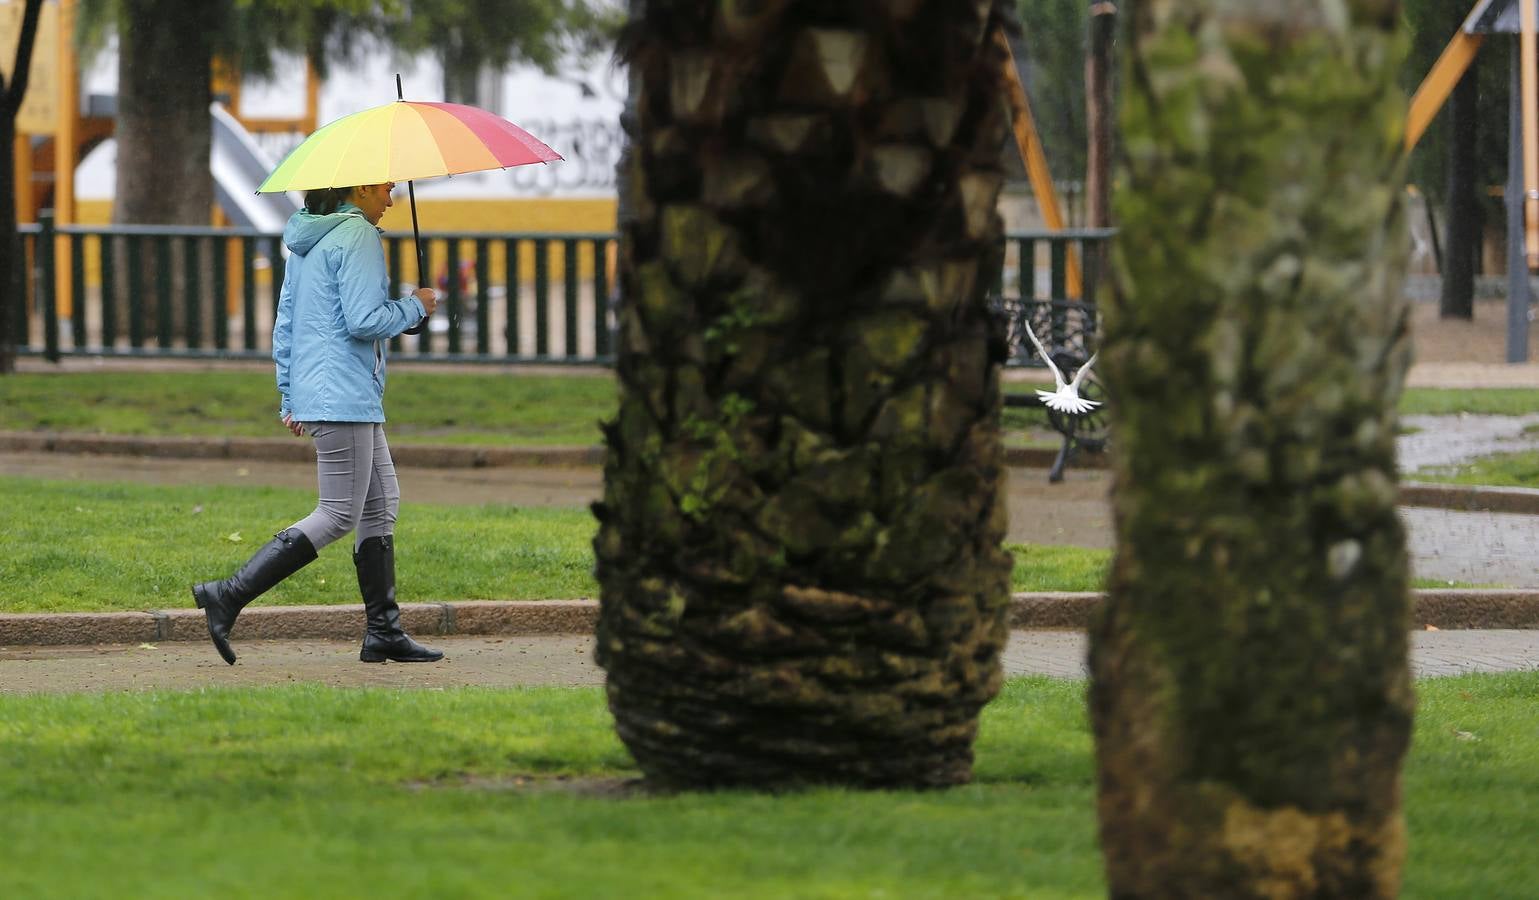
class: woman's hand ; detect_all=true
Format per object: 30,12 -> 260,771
413,287 -> 438,316
282,414 -> 305,437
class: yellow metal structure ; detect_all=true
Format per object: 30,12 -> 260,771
54,0 -> 75,313
996,31 -> 1083,298
1405,30 -> 1484,151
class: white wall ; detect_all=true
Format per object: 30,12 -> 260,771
76,34 -> 625,202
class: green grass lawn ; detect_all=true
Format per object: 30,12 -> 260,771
1414,449 -> 1539,490
0,478 -> 1113,613
0,674 -> 1534,898
1400,387 -> 1539,417
0,370 -> 617,446
12,373 -> 1535,447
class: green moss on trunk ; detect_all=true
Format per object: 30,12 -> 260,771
1090,2 -> 1415,896
595,0 -> 1015,789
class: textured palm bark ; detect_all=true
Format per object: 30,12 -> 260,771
594,0 -> 1015,789
1090,2 -> 1414,896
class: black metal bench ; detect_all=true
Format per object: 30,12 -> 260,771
996,296 -> 1108,482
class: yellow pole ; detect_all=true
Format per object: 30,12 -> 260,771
1405,30 -> 1484,152
54,0 -> 77,317
996,31 -> 1083,298
303,57 -> 318,134
1523,0 -> 1539,268
13,133 -> 31,221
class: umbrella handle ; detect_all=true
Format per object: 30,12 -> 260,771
401,181 -> 429,336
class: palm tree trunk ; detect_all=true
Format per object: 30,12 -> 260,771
595,0 -> 1015,789
1090,2 -> 1414,896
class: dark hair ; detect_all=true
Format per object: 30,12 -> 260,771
303,187 -> 351,215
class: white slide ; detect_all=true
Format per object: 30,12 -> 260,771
75,102 -> 299,232
209,102 -> 299,231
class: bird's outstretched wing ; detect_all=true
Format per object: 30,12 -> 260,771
1067,352 -> 1099,391
1021,321 -> 1066,390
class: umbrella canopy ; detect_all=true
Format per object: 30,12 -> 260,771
256,100 -> 562,193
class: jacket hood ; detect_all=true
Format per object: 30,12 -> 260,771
284,203 -> 366,255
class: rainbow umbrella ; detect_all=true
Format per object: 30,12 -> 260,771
255,99 -> 561,192
257,80 -> 562,332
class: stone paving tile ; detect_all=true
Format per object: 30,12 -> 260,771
3,631 -> 1534,694
998,630 -> 1539,680
1402,507 -> 1539,588
1399,413 -> 1539,472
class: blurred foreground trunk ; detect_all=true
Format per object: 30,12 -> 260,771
1091,2 -> 1415,896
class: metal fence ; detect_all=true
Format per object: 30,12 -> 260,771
13,215 -> 1112,367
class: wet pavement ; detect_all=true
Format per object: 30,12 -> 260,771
5,445 -> 1538,585
1,630 -> 1533,694
1400,413 -> 1539,471
0,450 -> 1115,549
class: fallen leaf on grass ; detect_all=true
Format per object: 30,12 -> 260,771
226,531 -> 243,543
1455,730 -> 1480,742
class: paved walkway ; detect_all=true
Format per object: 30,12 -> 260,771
2,630 -> 1533,694
7,351 -> 1539,686
0,450 -> 1114,548
1399,412 -> 1539,470
7,448 -> 1539,586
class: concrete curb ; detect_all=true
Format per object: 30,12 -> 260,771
2,430 -> 1088,471
1398,481 -> 1539,515
0,431 -> 603,469
3,591 -> 1535,647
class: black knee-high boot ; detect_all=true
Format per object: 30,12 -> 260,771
192,528 -> 317,665
355,535 -> 444,663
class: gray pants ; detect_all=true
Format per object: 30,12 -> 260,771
289,422 -> 400,551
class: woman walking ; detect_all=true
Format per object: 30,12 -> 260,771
193,182 -> 443,665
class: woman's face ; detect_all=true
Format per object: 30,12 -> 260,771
352,183 -> 395,225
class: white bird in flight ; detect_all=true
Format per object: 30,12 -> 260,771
1022,323 -> 1101,415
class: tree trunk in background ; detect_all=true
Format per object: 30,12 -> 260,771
1085,0 -> 1115,231
0,114 -> 18,374
595,0 -> 1014,789
113,0 -> 216,342
1441,59 -> 1478,320
0,0 -> 45,374
114,0 -> 214,226
1091,2 -> 1414,896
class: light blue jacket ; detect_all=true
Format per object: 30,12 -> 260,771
272,203 -> 426,423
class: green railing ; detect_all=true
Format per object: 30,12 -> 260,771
995,227 -> 1115,368
12,215 -> 1110,366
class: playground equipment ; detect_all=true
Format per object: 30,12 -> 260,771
1407,0 -> 1539,362
210,102 -> 300,231
9,1 -> 315,227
